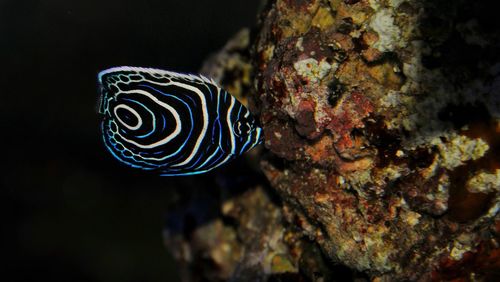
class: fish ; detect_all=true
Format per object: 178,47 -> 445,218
97,66 -> 263,176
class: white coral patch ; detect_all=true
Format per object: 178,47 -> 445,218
432,134 -> 489,170
293,58 -> 332,83
467,170 -> 500,193
369,9 -> 401,52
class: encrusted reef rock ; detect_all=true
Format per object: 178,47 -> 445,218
164,1 -> 500,281
254,0 -> 500,280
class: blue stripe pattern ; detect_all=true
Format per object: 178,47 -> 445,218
97,66 -> 263,176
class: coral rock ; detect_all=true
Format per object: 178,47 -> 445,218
253,0 -> 500,280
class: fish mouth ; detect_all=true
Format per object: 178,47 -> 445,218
255,127 -> 264,145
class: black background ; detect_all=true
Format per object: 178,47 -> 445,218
1,1 -> 260,281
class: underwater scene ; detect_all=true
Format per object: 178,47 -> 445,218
4,0 -> 500,281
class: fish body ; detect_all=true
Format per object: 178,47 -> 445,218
98,66 -> 262,176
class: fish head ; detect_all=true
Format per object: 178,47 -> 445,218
232,108 -> 263,155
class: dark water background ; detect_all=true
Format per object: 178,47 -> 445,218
1,1 -> 260,281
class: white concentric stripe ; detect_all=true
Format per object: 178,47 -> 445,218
207,153 -> 233,171
160,81 -> 209,167
125,98 -> 193,162
113,104 -> 143,130
194,85 -> 223,170
116,90 -> 182,149
226,93 -> 236,155
195,147 -> 222,170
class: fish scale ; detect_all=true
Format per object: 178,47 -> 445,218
98,66 -> 263,176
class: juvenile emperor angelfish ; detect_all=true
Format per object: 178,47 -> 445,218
97,66 -> 263,176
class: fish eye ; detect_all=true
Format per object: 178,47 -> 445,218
234,120 -> 251,137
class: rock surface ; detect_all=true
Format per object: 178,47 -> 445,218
164,1 -> 500,280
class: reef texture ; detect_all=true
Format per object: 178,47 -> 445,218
164,0 -> 500,281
